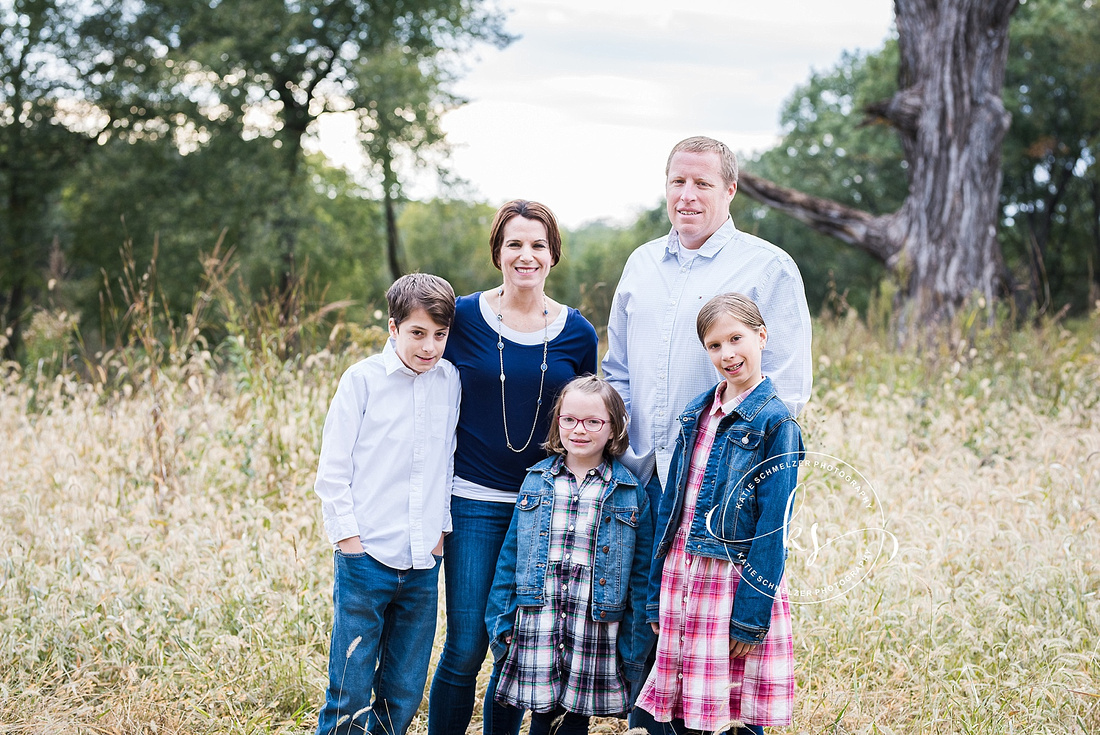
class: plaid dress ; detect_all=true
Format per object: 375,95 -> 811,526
637,384 -> 795,729
495,460 -> 630,715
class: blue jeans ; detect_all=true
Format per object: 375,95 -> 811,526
629,472 -> 665,735
428,496 -> 524,735
316,551 -> 440,735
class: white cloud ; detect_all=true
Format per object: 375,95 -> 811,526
317,0 -> 896,227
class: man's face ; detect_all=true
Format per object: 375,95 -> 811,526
665,150 -> 736,250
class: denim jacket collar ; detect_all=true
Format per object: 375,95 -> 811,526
529,454 -> 638,491
681,376 -> 778,427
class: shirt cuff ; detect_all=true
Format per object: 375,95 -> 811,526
324,515 -> 361,546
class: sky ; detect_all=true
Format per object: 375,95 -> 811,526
315,0 -> 896,229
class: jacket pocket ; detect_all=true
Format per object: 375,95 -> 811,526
722,428 -> 764,471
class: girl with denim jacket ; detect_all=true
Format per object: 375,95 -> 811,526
637,293 -> 803,735
485,376 -> 655,735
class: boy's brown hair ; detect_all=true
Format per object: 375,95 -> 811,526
543,375 -> 630,459
696,292 -> 766,343
386,273 -> 456,328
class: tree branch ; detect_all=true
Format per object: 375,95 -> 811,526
737,172 -> 900,264
863,84 -> 922,136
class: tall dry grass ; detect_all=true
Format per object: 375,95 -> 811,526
1,301 -> 1098,734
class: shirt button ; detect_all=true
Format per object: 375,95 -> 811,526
561,613 -> 567,619
559,644 -> 565,650
599,611 -> 606,619
568,525 -> 575,531
602,546 -> 610,553
677,673 -> 683,680
742,436 -> 749,444
599,578 -> 607,585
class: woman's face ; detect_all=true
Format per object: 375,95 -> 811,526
498,216 -> 553,293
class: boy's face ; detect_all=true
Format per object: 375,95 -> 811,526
388,308 -> 450,374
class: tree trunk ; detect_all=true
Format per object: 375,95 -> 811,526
384,187 -> 403,282
738,0 -> 1019,335
381,149 -> 404,282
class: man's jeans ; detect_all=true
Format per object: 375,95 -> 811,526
315,550 -> 440,735
428,496 -> 523,735
629,471 -> 666,735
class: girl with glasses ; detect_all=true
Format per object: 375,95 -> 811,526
484,375 -> 655,735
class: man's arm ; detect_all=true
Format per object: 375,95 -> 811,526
757,259 -> 813,417
601,287 -> 631,415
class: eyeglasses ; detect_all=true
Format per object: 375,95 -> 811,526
558,415 -> 608,432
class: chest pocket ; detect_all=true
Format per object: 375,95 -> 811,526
723,427 -> 764,471
515,492 -> 542,512
429,404 -> 451,438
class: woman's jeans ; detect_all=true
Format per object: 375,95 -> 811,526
428,496 -> 524,735
315,550 -> 440,735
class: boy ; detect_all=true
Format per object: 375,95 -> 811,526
313,273 -> 461,735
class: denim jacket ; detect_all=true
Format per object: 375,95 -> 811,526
485,456 -> 656,681
648,377 -> 804,645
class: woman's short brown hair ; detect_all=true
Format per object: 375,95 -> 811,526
543,375 -> 630,460
696,292 -> 766,343
488,199 -> 563,269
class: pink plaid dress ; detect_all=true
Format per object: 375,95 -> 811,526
637,384 -> 795,729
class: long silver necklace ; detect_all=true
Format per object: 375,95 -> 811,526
495,288 -> 549,453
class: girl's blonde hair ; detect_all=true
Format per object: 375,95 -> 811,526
696,292 -> 766,343
543,375 -> 630,459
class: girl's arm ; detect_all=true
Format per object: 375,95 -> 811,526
484,507 -> 522,661
619,486 -> 656,682
729,416 -> 804,644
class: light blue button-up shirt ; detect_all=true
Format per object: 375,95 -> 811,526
602,218 -> 812,486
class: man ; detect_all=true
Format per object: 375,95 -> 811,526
602,135 -> 812,734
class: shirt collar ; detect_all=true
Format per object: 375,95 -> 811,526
382,338 -> 422,377
709,378 -> 763,417
552,454 -> 611,482
664,217 -> 736,261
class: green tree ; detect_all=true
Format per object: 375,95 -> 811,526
1000,0 -> 1100,313
150,0 -> 513,296
738,0 -> 1021,334
739,45 -> 906,313
0,0 -> 168,359
398,198 -> 499,298
352,43 -> 460,282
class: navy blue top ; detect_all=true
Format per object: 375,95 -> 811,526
445,293 -> 599,493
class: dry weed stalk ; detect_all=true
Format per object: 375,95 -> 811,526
1,308 -> 1098,734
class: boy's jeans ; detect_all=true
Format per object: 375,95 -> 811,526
316,550 -> 440,735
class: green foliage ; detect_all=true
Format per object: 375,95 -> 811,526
1000,0 -> 1100,315
398,198 -> 500,297
740,44 -> 907,314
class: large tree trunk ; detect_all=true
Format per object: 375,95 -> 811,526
739,0 -> 1019,334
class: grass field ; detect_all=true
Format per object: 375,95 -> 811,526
2,311 -> 1098,734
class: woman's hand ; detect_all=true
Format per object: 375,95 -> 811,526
650,622 -> 660,635
729,639 -> 759,658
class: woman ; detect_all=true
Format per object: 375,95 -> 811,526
429,200 -> 599,735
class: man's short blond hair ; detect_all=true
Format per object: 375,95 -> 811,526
666,136 -> 739,187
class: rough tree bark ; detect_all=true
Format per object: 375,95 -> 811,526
738,0 -> 1019,332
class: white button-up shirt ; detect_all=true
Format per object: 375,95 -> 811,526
314,339 -> 461,570
602,218 -> 813,487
